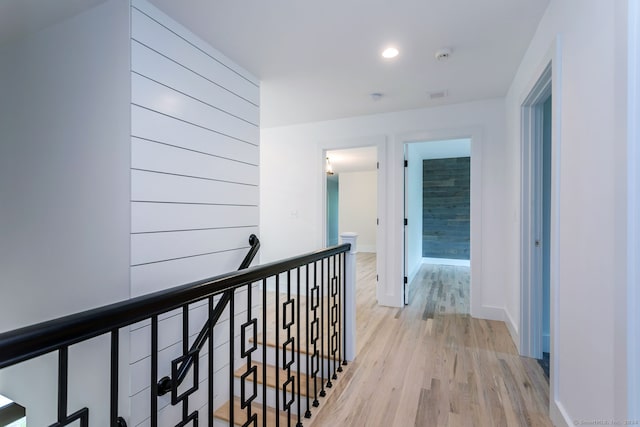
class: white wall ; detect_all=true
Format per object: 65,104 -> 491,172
261,98 -> 506,309
128,1 -> 260,424
503,0 -> 632,423
0,0 -> 130,424
338,171 -> 377,252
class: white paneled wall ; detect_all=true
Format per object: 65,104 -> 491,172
129,1 -> 260,424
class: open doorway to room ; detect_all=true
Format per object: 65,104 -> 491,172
520,63 -> 553,380
325,147 -> 378,253
403,139 -> 471,310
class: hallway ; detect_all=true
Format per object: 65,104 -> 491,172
310,254 -> 552,426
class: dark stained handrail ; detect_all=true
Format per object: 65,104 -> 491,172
0,241 -> 350,371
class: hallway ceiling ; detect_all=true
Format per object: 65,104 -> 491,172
1,0 -> 549,128
148,0 -> 549,127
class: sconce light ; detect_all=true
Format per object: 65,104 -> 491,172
326,157 -> 334,175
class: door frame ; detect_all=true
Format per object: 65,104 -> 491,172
626,0 -> 640,417
319,135 -> 387,303
399,127 -> 482,315
519,63 -> 551,360
519,43 -> 563,420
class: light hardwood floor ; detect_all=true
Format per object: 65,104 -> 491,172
309,253 -> 552,427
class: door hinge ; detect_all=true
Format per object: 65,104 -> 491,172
377,161 -> 379,169
377,218 -> 379,225
404,218 -> 408,226
404,160 -> 408,167
376,274 -> 379,282
404,276 -> 408,284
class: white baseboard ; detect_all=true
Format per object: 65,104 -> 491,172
357,244 -> 377,253
504,309 -> 520,353
470,305 -> 520,352
550,399 -> 572,427
423,257 -> 470,266
407,263 -> 420,284
471,305 -> 505,322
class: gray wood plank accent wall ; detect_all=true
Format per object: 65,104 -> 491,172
422,157 -> 470,260
128,1 -> 260,423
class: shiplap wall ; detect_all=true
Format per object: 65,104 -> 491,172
129,1 -> 260,424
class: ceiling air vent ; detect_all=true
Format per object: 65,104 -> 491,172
427,90 -> 448,100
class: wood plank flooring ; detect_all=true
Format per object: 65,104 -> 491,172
308,253 -> 552,427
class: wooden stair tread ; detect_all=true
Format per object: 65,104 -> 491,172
234,362 -> 315,395
253,333 -> 341,358
214,397 -> 289,427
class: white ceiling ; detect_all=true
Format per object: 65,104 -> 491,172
148,0 -> 549,127
0,0 -> 549,128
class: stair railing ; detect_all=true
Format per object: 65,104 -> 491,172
157,234 -> 260,398
0,234 -> 357,427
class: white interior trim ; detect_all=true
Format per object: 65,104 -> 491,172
627,0 -> 640,418
318,135 -> 387,303
519,37 -> 564,427
398,127 -> 483,316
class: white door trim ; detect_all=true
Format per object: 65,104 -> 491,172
318,135 -> 387,303
398,127 -> 483,316
626,0 -> 640,418
519,37 -> 563,421
519,63 -> 551,360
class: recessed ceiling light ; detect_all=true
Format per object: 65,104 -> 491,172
381,47 -> 399,59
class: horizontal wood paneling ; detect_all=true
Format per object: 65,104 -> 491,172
131,226 -> 258,266
130,248 -> 247,297
131,40 -> 258,125
132,105 -> 258,163
423,157 -> 470,259
130,6 -> 259,105
131,170 -> 258,207
131,202 -> 258,233
132,137 -> 258,185
129,1 -> 259,423
131,73 -> 258,144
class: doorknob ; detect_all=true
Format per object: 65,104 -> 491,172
535,240 -> 540,247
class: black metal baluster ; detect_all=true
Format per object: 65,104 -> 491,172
262,278 -> 268,427
311,261 -> 319,408
247,284 -> 251,423
151,316 -> 158,427
275,274 -> 280,427
286,270 -> 292,427
325,257 -> 333,390
58,346 -> 68,423
320,259 -> 326,397
282,270 -> 296,427
331,255 -> 338,382
208,296 -> 214,427
229,290 -> 235,427
110,330 -> 119,427
183,306 -> 189,421
304,263 -> 312,418
243,282 -> 256,425
296,267 -> 302,427
336,254 -> 343,374
342,253 -> 348,367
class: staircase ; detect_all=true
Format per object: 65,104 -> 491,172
213,309 -> 345,426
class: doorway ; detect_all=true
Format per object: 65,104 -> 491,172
324,147 -> 378,253
403,139 -> 472,306
520,63 -> 552,370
